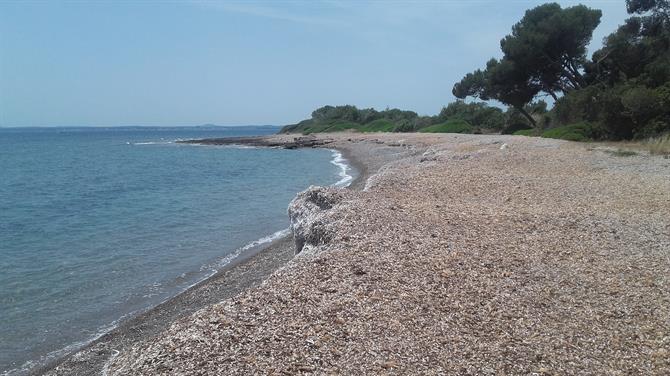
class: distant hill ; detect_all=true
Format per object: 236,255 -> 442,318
194,124 -> 281,130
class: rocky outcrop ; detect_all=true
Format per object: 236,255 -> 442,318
287,186 -> 346,255
177,136 -> 333,149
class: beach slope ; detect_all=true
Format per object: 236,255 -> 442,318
102,133 -> 670,374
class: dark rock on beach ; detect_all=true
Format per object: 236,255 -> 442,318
177,135 -> 333,149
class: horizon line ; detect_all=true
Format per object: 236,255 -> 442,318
0,124 -> 282,129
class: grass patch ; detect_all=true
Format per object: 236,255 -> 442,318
359,119 -> 395,133
419,119 -> 473,134
321,120 -> 360,133
604,149 -> 639,157
646,134 -> 670,156
541,122 -> 594,142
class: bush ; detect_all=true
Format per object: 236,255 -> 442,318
502,122 -> 533,135
552,82 -> 670,140
359,119 -> 395,132
513,129 -> 539,136
621,86 -> 663,125
541,122 -> 597,142
320,120 -> 360,133
413,116 -> 436,130
553,86 -> 601,125
419,120 -> 474,134
637,118 -> 670,138
437,101 -> 505,130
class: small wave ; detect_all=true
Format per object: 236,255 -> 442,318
7,150 -> 346,376
131,141 -> 174,145
2,310 -> 138,376
226,145 -> 261,149
329,150 -> 353,187
211,228 -> 290,271
3,227 -> 291,376
181,143 -> 261,150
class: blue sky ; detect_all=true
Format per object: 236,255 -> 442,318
0,0 -> 629,127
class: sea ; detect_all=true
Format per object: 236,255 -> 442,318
0,126 -> 353,375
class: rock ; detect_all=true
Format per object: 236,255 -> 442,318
288,186 -> 345,254
381,360 -> 397,369
177,136 -> 333,149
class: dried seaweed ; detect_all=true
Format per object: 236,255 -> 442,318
106,133 -> 670,375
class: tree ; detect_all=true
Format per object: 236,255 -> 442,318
437,100 -> 506,130
588,0 -> 669,85
453,58 -> 539,126
627,0 -> 669,19
553,0 -> 670,140
453,3 -> 601,127
501,3 -> 601,96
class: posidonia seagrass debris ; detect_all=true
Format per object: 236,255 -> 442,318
103,133 -> 670,375
288,186 -> 349,255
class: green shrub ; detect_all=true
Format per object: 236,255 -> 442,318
437,101 -> 505,130
552,83 -> 670,140
502,122 -> 533,135
541,122 -> 597,142
621,87 -> 663,126
321,120 -> 360,133
513,129 -> 539,136
392,119 -> 416,132
359,119 -> 396,132
412,116 -> 436,130
553,86 -> 602,125
419,120 -> 474,134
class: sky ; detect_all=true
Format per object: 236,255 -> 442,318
0,0 -> 630,127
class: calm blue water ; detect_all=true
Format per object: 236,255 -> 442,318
0,126 -> 351,374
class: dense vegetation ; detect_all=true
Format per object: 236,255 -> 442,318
419,119 -> 473,134
559,0 -> 670,139
455,0 -> 669,140
282,1 -> 669,141
279,101 -> 531,134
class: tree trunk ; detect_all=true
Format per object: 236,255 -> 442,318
517,106 -> 537,127
539,81 -> 560,100
565,60 -> 586,88
547,89 -> 559,101
563,69 -> 582,90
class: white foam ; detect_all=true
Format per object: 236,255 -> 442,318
5,228 -> 292,376
2,309 -> 139,376
179,142 -> 261,150
329,150 -> 353,187
223,144 -> 260,149
131,141 -> 173,145
211,228 -> 291,270
7,149 -> 350,376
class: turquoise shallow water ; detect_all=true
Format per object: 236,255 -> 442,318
0,126 -> 349,374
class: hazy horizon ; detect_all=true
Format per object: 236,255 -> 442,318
0,124 -> 282,129
1,0 -> 629,127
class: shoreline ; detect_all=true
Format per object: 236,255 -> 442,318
31,138 -> 371,376
104,132 -> 670,375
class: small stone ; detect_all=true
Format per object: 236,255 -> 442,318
381,360 -> 397,369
